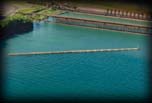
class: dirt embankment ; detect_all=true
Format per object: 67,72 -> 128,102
0,1 -> 40,40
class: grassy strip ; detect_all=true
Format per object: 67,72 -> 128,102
17,6 -> 46,15
1,7 -> 61,28
37,9 -> 57,15
0,13 -> 32,28
16,6 -> 61,21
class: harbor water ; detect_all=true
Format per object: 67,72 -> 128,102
3,21 -> 150,100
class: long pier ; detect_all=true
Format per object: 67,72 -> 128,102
8,48 -> 139,56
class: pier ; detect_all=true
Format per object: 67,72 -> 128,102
8,48 -> 139,56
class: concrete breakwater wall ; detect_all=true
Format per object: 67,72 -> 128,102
52,16 -> 152,34
59,6 -> 151,20
8,48 -> 139,56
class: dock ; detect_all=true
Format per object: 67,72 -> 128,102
8,48 -> 139,56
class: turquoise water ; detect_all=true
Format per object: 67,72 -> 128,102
4,22 -> 149,100
60,11 -> 151,26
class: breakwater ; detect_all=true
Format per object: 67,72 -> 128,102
8,48 -> 139,56
52,15 -> 151,34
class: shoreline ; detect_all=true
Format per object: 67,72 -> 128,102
1,1 -> 151,39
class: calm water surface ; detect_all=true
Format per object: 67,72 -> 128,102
4,22 -> 149,100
